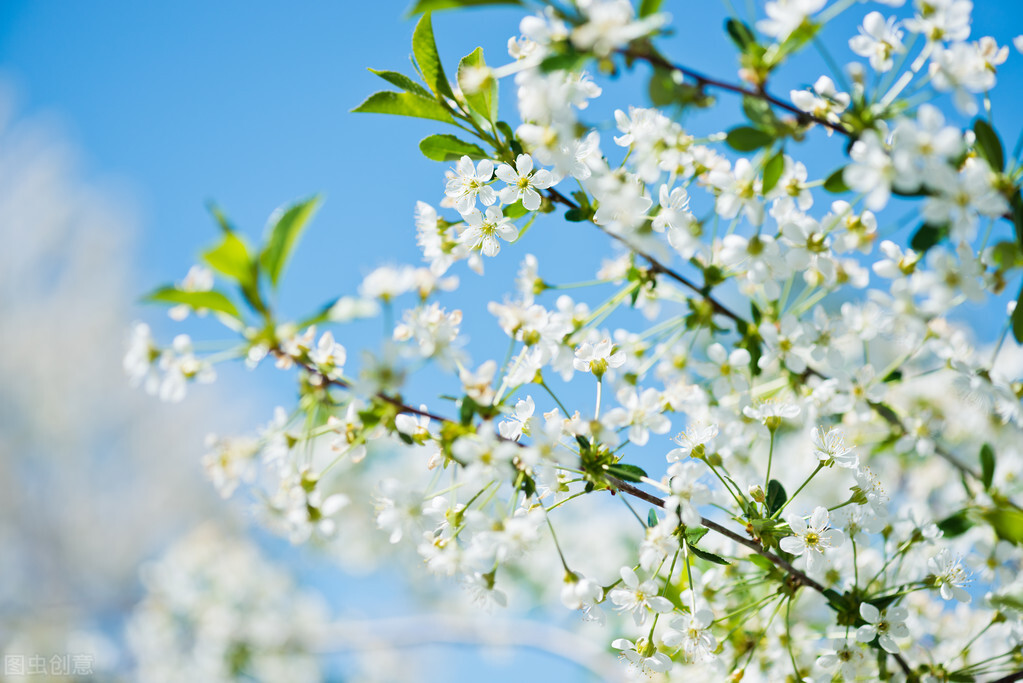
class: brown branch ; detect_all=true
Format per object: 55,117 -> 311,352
283,342 -> 838,603
619,47 -> 853,137
988,670 -> 1023,683
605,476 -> 828,594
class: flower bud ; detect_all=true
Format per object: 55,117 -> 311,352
748,484 -> 766,503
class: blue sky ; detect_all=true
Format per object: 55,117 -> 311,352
3,1 -> 1023,679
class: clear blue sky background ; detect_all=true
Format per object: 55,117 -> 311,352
3,1 -> 1023,680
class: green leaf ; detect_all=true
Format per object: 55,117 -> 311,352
762,149 -> 785,194
412,13 -> 454,99
1013,284 -> 1023,344
742,96 -> 780,133
518,472 -> 537,498
539,50 -> 590,73
503,200 -> 528,219
351,90 -> 454,123
647,508 -> 659,527
368,68 -> 433,98
639,0 -> 664,18
203,230 -> 254,287
419,133 -> 488,162
648,68 -> 713,110
260,195 -> 323,289
459,396 -> 479,425
495,120 -> 523,156
202,229 -> 265,314
937,509 -> 974,538
778,21 -> 820,56
1011,191 -> 1023,248
822,588 -> 852,614
989,592 -> 1023,612
980,443 -> 996,491
688,544 -> 730,565
204,203 -> 267,314
457,47 -> 498,122
606,463 -> 648,483
973,118 -> 1004,171
891,185 -> 928,198
823,167 -> 849,193
725,126 -> 774,152
725,18 -> 756,51
990,240 -> 1022,270
983,506 -> 1023,545
564,207 -> 593,222
909,222 -> 948,253
406,0 -> 521,15
144,286 -> 241,319
684,527 -> 709,544
766,479 -> 787,516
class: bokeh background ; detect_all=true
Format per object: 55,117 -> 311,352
2,1 -> 1023,680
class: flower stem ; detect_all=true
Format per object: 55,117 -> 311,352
764,429 -> 776,490
774,461 -> 825,518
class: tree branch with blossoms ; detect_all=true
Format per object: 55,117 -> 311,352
129,0 -> 1023,680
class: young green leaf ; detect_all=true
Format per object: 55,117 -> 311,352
725,126 -> 774,152
419,133 -> 488,162
606,463 -> 648,483
639,0 -> 664,18
368,68 -> 433,98
688,543 -> 730,565
203,230 -> 255,289
457,47 -> 498,122
766,479 -> 787,516
980,443 -> 996,491
647,508 -> 659,527
502,200 -> 528,219
973,118 -> 1004,171
648,68 -> 713,110
725,18 -> 756,51
406,0 -> 521,16
909,222 -> 948,253
412,13 -> 454,100
983,506 -> 1023,545
352,91 -> 454,123
937,509 -> 974,538
495,120 -> 523,156
823,167 -> 850,194
260,195 -> 323,289
762,149 -> 785,194
742,96 -> 780,133
1011,191 -> 1023,248
144,286 -> 242,320
539,51 -> 590,73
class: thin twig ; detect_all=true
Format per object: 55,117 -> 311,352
606,476 -> 827,593
618,46 -> 852,137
